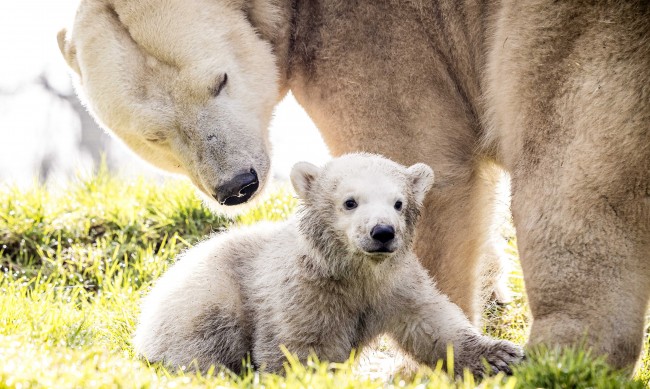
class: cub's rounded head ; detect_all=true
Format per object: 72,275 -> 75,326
291,153 -> 434,260
58,0 -> 281,212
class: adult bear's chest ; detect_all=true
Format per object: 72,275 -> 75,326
288,0 -> 494,162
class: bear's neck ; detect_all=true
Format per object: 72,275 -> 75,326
297,216 -> 357,279
245,0 -> 499,110
243,0 -> 295,95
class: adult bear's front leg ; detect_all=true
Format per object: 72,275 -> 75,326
414,163 -> 504,325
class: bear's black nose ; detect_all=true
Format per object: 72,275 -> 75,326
370,224 -> 395,244
215,169 -> 259,206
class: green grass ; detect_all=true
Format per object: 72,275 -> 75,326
0,170 -> 648,388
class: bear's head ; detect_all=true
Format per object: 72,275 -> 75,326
57,0 -> 281,210
291,153 -> 434,264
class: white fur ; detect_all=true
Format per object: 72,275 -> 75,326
58,0 -> 279,209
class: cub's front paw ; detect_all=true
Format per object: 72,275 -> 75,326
455,334 -> 524,377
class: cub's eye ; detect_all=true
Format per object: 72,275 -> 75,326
343,199 -> 358,210
394,200 -> 403,211
210,73 -> 228,97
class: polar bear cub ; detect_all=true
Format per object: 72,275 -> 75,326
133,153 -> 523,375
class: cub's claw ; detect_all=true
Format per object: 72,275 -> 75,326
455,335 -> 524,377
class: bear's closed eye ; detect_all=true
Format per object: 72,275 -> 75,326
210,73 -> 228,97
144,132 -> 167,144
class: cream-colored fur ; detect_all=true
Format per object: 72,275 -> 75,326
60,0 -> 649,369
58,0 -> 279,209
485,1 -> 650,369
134,154 -> 523,375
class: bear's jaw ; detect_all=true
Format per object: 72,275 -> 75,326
298,244 -> 394,280
363,253 -> 393,265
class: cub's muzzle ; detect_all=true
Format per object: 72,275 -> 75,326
368,224 -> 396,253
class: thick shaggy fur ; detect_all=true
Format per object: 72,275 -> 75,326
60,0 -> 649,369
134,154 -> 523,375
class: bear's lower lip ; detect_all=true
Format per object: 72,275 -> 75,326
365,247 -> 395,254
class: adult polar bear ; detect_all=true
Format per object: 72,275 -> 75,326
58,0 -> 649,368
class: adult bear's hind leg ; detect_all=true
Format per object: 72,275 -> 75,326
490,0 -> 650,368
511,139 -> 650,369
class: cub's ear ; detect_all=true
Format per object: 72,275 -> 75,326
290,162 -> 320,199
57,29 -> 81,76
407,163 -> 434,205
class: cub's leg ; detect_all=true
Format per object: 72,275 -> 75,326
252,308 -> 365,373
489,1 -> 650,369
383,259 -> 524,376
134,244 -> 251,373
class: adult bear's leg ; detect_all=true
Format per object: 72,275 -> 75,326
488,1 -> 650,368
512,129 -> 650,369
414,162 -> 503,325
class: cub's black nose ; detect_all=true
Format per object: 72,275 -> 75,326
370,224 -> 395,244
215,169 -> 259,206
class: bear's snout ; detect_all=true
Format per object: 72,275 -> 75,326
369,224 -> 395,252
215,169 -> 259,205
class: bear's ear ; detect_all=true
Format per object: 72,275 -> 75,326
407,163 -> 434,205
57,29 -> 81,76
290,162 -> 321,199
